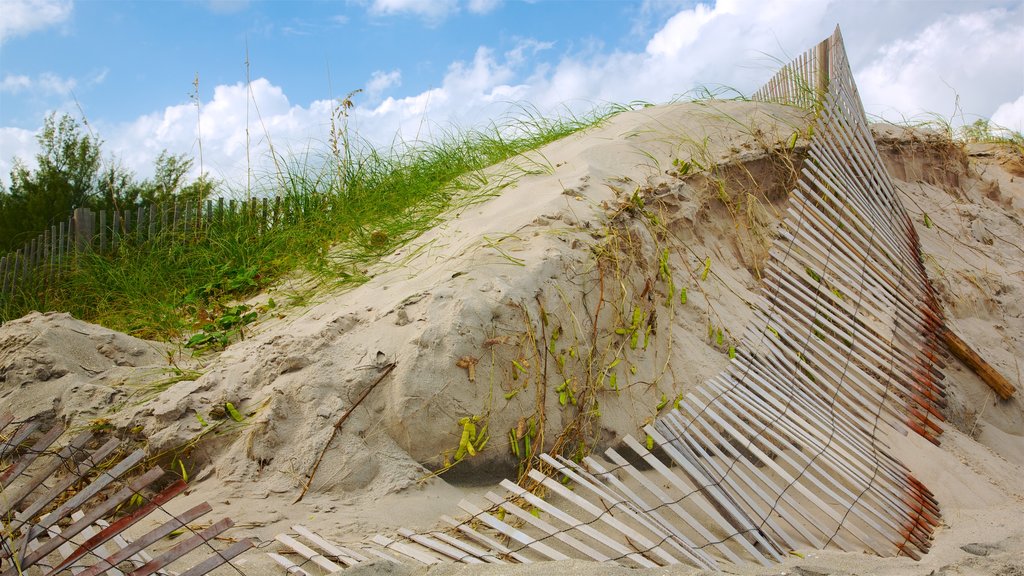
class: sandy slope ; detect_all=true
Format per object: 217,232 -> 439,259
2,101 -> 1022,575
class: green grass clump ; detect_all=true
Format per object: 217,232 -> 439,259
1,103 -> 631,340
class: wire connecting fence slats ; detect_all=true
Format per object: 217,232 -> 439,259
267,26 -> 946,572
0,414 -> 253,576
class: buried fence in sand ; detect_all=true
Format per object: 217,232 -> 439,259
0,413 -> 252,576
3,26 -> 1018,576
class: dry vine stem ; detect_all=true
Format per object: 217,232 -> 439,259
295,361 -> 397,503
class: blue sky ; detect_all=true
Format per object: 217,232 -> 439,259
1,0 -> 1022,188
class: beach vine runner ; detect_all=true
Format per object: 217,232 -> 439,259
276,26 -> 947,571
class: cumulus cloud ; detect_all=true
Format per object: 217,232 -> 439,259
98,78 -> 334,188
368,0 -> 459,23
466,0 -> 501,15
0,127 -> 39,183
0,75 -> 33,94
365,70 -> 402,100
0,0 -> 72,43
856,8 -> 1024,124
991,94 -> 1024,134
365,0 -> 499,23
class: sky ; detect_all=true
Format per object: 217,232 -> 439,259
0,0 -> 1022,190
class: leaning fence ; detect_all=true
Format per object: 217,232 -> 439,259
266,25 -> 949,572
0,194 -> 323,300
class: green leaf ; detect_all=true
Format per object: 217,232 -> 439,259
225,402 -> 244,422
656,393 -> 668,411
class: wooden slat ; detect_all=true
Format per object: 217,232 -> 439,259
527,467 -> 680,566
482,492 -> 611,563
73,502 -> 213,576
292,525 -> 365,565
0,422 -> 64,487
440,514 -> 532,564
46,480 -> 189,576
372,534 -> 444,565
276,534 -> 344,572
176,538 -> 253,576
397,527 -> 485,564
17,467 -> 166,571
127,517 -> 234,576
457,500 -> 569,562
426,530 -> 507,564
267,552 -> 312,576
0,431 -> 93,515
497,475 -> 655,565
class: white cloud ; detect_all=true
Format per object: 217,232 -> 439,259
0,72 -> 77,96
0,0 -> 72,43
991,93 -> 1024,134
856,8 -> 1024,125
365,0 -> 499,23
365,70 -> 402,100
97,78 -> 334,188
1,75 -> 33,94
0,127 -> 39,184
466,0 -> 501,14
368,0 -> 459,23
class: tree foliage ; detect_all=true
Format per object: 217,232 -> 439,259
0,113 -> 215,252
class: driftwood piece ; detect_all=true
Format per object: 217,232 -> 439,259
941,327 -> 1017,400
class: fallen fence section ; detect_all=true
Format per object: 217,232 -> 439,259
267,26 -> 945,572
0,413 -> 253,576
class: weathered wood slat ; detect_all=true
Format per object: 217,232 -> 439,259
292,525 -> 366,565
16,467 -> 166,571
457,499 -> 569,562
499,478 -> 659,568
126,517 -> 233,576
267,552 -> 312,576
0,422 -> 64,487
397,527 -> 485,564
441,514 -> 532,564
276,534 -> 344,572
527,466 -> 682,566
176,539 -> 254,576
427,529 -> 507,564
482,492 -> 610,563
372,534 -> 444,565
46,480 -> 189,575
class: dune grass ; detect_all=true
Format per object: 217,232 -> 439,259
0,103 -> 635,341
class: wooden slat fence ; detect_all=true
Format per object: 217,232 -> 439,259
0,413 -> 253,576
267,26 -> 947,571
0,195 -> 321,300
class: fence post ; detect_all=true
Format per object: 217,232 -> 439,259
113,210 -> 121,252
99,210 -> 108,252
73,207 -> 94,252
816,39 -> 830,105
